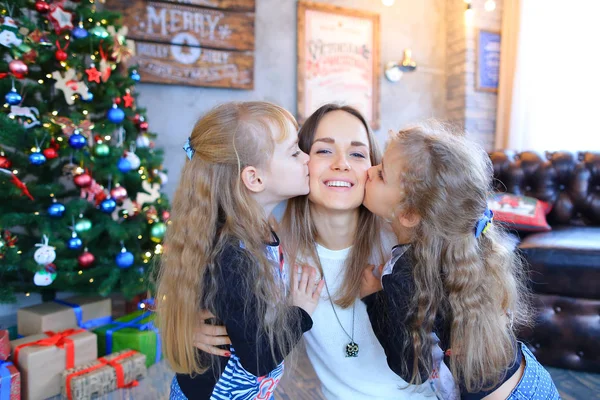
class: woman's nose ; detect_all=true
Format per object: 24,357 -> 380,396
332,154 -> 351,171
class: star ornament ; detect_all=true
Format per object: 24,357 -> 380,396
48,4 -> 74,33
122,91 -> 134,108
85,65 -> 101,83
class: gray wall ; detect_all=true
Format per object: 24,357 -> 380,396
137,0 -> 447,197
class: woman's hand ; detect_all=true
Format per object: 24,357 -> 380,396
360,264 -> 383,298
292,265 -> 325,316
193,309 -> 232,357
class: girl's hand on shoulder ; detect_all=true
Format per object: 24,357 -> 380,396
292,264 -> 324,316
193,309 -> 232,357
360,264 -> 383,298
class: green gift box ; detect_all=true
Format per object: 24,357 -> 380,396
93,310 -> 161,368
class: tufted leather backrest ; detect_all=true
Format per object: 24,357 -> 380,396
489,151 -> 600,226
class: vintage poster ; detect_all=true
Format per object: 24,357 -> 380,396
298,1 -> 380,129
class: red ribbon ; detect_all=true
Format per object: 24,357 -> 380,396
13,328 -> 85,370
64,350 -> 139,400
9,173 -> 34,201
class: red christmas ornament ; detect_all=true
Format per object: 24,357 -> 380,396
114,97 -> 121,105
139,121 -> 149,131
132,114 -> 142,125
55,40 -> 69,62
47,3 -> 74,33
162,210 -> 170,221
55,49 -> 68,61
9,60 -> 28,79
22,49 -> 38,64
35,0 -> 50,13
74,172 -> 92,187
50,138 -> 60,150
42,148 -> 58,159
122,92 -> 134,108
85,66 -> 101,83
78,251 -> 95,268
0,156 -> 11,169
110,186 -> 128,202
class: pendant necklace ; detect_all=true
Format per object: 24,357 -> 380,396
323,275 -> 359,357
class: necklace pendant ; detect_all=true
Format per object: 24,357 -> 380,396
345,341 -> 359,357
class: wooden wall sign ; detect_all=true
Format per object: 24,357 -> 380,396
297,1 -> 380,129
105,0 -> 255,89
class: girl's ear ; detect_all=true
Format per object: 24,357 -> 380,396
397,211 -> 420,228
241,166 -> 265,193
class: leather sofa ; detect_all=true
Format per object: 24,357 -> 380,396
489,150 -> 600,373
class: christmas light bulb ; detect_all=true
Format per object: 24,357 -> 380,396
485,0 -> 496,11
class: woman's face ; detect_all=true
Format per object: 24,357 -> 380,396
307,110 -> 372,212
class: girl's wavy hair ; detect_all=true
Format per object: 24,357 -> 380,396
155,101 -> 299,375
281,103 -> 384,308
389,123 -> 532,392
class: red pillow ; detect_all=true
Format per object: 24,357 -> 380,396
488,193 -> 552,232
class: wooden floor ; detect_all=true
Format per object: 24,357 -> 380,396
53,347 -> 599,400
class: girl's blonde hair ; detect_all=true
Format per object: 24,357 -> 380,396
281,104 -> 384,308
156,101 -> 299,375
389,123 -> 531,392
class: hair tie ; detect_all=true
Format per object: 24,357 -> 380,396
474,207 -> 494,238
182,137 -> 195,160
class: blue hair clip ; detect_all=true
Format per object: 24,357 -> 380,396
474,207 -> 494,238
183,137 -> 195,160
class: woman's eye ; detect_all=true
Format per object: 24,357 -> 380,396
315,149 -> 331,155
292,151 -> 301,157
351,152 -> 367,159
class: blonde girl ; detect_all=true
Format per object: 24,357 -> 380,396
156,101 -> 324,400
361,124 -> 559,399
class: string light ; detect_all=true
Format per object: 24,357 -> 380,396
485,0 -> 496,11
78,270 -> 83,275
89,278 -> 94,283
38,79 -> 44,84
25,293 -> 30,297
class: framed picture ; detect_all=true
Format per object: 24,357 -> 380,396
297,1 -> 380,129
476,29 -> 501,92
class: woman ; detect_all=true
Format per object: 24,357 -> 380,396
194,104 -> 434,399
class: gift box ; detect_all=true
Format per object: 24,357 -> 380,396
10,328 -> 97,400
61,349 -> 147,400
0,360 -> 20,400
18,295 -> 112,337
94,310 -> 160,368
0,331 -> 9,361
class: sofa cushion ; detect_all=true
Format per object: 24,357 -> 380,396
489,193 -> 552,232
519,227 -> 600,299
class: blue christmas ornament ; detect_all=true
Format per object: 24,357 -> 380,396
82,92 -> 94,102
47,202 -> 66,217
67,235 -> 83,250
116,248 -> 134,268
69,131 -> 87,149
117,157 -> 132,173
29,152 -> 46,165
131,70 -> 141,82
100,198 -> 117,213
72,23 -> 88,40
5,89 -> 22,105
107,105 -> 125,124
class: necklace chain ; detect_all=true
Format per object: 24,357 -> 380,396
322,275 -> 355,342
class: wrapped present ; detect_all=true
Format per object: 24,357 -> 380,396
0,317 -> 17,341
18,295 -> 112,337
10,328 -> 97,400
62,349 -> 146,400
0,331 -> 9,361
0,360 -> 20,400
94,310 -> 160,368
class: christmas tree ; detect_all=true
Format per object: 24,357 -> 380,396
0,0 -> 169,303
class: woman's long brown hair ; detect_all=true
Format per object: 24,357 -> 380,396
389,123 -> 532,392
156,102 -> 300,375
281,104 -> 384,308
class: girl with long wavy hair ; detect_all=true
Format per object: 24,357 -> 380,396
361,124 -> 559,399
156,101 -> 324,400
